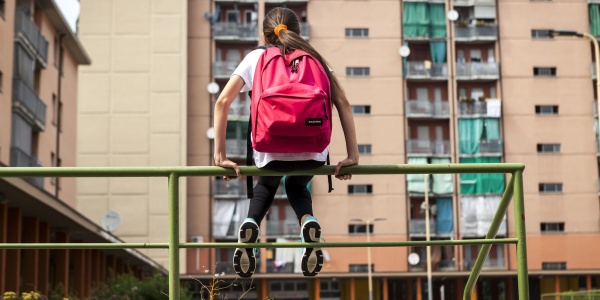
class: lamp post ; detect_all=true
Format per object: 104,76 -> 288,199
550,30 -> 600,141
351,217 -> 386,300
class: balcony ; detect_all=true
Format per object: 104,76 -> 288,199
459,139 -> 502,156
265,220 -> 301,237
409,219 -> 453,237
463,258 -> 506,270
405,100 -> 449,118
213,22 -> 258,40
404,61 -> 448,80
456,62 -> 499,80
458,100 -> 487,116
300,22 -> 310,40
10,147 -> 44,188
229,97 -> 250,118
214,60 -> 239,79
453,0 -> 496,6
407,139 -> 451,157
226,139 -> 248,159
455,25 -> 498,41
214,179 -> 247,198
12,78 -> 46,131
15,10 -> 48,65
593,62 -> 597,80
266,260 -> 295,273
410,259 -> 456,271
213,219 -> 243,239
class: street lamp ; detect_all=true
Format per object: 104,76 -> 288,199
350,217 -> 386,300
550,30 -> 600,141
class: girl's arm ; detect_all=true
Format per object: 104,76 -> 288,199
331,84 -> 359,179
214,75 -> 246,179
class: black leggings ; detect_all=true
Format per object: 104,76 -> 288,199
247,160 -> 324,225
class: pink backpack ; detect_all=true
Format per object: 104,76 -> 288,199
250,47 -> 332,153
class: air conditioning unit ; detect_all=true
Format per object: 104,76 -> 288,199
191,236 -> 203,243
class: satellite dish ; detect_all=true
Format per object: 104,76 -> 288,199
101,210 -> 121,233
447,10 -> 459,22
206,127 -> 215,140
207,82 -> 220,95
399,45 -> 411,57
408,252 -> 420,265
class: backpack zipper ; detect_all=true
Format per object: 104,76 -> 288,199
291,59 -> 299,73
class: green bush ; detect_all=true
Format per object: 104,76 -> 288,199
88,272 -> 192,300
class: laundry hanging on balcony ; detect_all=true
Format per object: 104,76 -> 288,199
403,2 -> 447,38
431,158 -> 453,194
460,195 -> 507,237
407,157 -> 429,193
590,4 -> 600,37
436,197 -> 453,234
459,157 -> 505,195
458,118 -> 500,154
429,42 -> 447,64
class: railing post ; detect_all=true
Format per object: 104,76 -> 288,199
168,173 -> 180,300
514,170 -> 530,300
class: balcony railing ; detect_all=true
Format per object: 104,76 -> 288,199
407,139 -> 451,156
265,220 -> 301,237
10,147 -> 44,188
405,100 -> 450,118
15,10 -> 48,64
463,258 -> 506,270
213,220 -> 243,239
228,97 -> 250,117
409,219 -> 453,237
12,78 -> 46,130
455,25 -> 498,41
213,22 -> 258,39
266,260 -> 295,273
404,62 -> 448,80
479,139 -> 502,154
593,62 -> 597,80
300,22 -> 310,39
214,60 -> 239,79
226,139 -> 247,158
456,62 -> 499,80
214,179 -> 247,198
409,259 -> 456,271
458,101 -> 487,116
453,0 -> 496,6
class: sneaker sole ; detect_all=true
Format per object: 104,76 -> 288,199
233,221 -> 260,278
301,221 -> 323,277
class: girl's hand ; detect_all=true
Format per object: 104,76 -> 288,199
333,157 -> 358,180
214,156 -> 241,181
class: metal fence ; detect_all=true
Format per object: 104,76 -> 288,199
0,163 -> 529,300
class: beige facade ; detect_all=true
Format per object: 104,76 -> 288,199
76,0 -> 600,299
77,0 -> 189,269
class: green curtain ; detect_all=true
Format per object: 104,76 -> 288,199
429,41 -> 447,63
484,119 -> 500,140
407,157 -> 429,193
429,3 -> 447,38
458,119 -> 485,154
590,5 -> 600,37
431,158 -> 453,194
460,157 -> 505,195
403,2 -> 430,37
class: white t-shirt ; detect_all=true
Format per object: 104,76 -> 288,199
231,48 -> 329,168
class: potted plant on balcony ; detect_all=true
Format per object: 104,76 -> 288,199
459,97 -> 474,115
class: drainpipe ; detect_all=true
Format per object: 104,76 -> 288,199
55,33 -> 65,198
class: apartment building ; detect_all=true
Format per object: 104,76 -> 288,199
77,0 -> 600,299
0,0 -> 163,297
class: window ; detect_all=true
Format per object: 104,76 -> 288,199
346,67 -> 370,77
541,222 -> 564,232
345,28 -> 369,38
358,144 -> 372,154
0,0 -> 5,19
54,35 -> 60,68
352,105 -> 371,115
348,224 -> 373,234
535,105 -> 559,115
348,184 -> 373,194
531,29 -> 553,39
349,264 -> 374,273
533,67 -> 556,76
0,70 -> 3,93
537,143 -> 560,153
542,262 -> 566,270
52,94 -> 57,125
539,183 -> 562,193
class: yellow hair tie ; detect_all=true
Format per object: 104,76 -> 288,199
274,24 -> 288,37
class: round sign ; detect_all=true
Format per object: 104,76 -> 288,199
207,82 -> 220,95
399,45 -> 411,57
447,10 -> 459,22
408,253 -> 420,265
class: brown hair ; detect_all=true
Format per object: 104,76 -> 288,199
263,7 -> 346,103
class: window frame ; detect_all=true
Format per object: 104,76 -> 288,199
538,183 -> 563,193
540,222 -> 565,233
358,144 -> 372,154
531,29 -> 553,39
346,67 -> 370,77
535,105 -> 559,115
536,143 -> 560,153
351,105 -> 371,115
533,67 -> 557,77
348,184 -> 373,194
345,28 -> 369,38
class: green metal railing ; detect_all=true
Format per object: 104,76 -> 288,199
0,163 -> 528,300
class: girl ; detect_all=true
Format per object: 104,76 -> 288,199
213,7 -> 359,278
